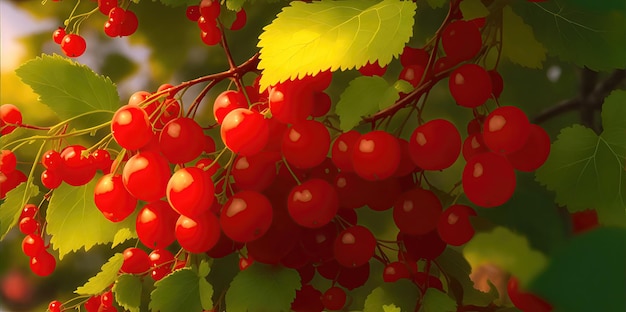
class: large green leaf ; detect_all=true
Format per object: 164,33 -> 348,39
530,228 -> 626,312
335,76 -> 404,131
14,54 -> 119,120
564,0 -> 625,12
419,288 -> 457,312
363,279 -> 419,312
463,227 -> 547,287
46,176 -> 137,259
501,5 -> 546,69
536,91 -> 626,226
513,2 -> 626,71
0,181 -> 39,240
425,0 -> 446,9
113,274 -> 143,312
225,263 -> 300,312
75,253 -> 124,295
257,0 -> 417,90
149,266 -> 212,312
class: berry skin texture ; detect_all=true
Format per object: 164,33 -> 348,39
0,150 -> 17,173
48,300 -> 62,312
352,130 -> 401,181
220,108 -> 269,156
441,20 -> 482,62
482,106 -> 531,154
409,119 -> 461,170
331,130 -> 360,172
449,64 -> 492,108
220,191 -> 273,243
462,152 -> 516,208
60,34 -> 87,57
52,27 -> 66,44
322,286 -> 347,311
175,211 -> 221,253
136,200 -> 178,249
94,173 -> 137,222
213,90 -> 248,124
507,276 -> 553,312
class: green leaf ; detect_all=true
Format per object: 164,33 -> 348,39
363,279 -> 419,312
425,0 -> 446,9
225,263 -> 300,312
501,5 -> 546,69
336,76 -> 402,131
14,54 -> 119,120
420,288 -> 457,312
463,227 -> 547,287
530,228 -> 626,312
0,181 -> 39,240
459,0 -> 489,20
257,0 -> 417,90
513,2 -> 626,71
199,278 -> 214,310
75,253 -> 124,295
46,176 -> 136,259
393,80 -> 414,94
225,0 -> 246,10
150,268 -> 211,312
536,91 -> 626,227
564,0 -> 625,12
383,304 -> 401,312
436,248 -> 498,306
113,274 -> 142,312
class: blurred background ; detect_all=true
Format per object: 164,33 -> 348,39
0,0 -> 619,311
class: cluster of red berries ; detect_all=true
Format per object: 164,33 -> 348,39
48,289 -> 117,312
17,204 -> 57,277
184,0 -> 247,47
1,104 -> 27,199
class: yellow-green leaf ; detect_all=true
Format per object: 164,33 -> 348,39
460,0 -> 489,20
257,0 -> 417,90
463,227 -> 547,287
0,180 -> 39,240
75,253 -> 124,295
501,5 -> 547,69
420,288 -> 457,312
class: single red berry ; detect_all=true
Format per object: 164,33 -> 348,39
98,0 -> 118,15
121,247 -> 151,274
52,27 -> 66,44
0,104 -> 22,135
0,150 -> 17,173
186,5 -> 201,21
199,0 -> 220,19
220,191 -> 273,243
29,250 -> 56,277
322,286 -> 347,311
48,300 -> 62,312
22,234 -> 45,257
230,9 -> 247,31
60,34 -> 87,57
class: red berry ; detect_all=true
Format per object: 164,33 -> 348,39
0,104 -> 22,135
199,0 -> 220,19
0,150 -> 17,173
149,249 -> 176,281
331,130 -> 360,172
462,133 -> 489,161
268,80 -> 315,124
333,225 -> 376,268
48,300 -> 62,312
462,152 -> 516,207
121,247 -> 150,274
30,250 -> 56,277
19,217 -> 40,235
507,276 -> 553,312
20,204 -> 38,219
449,64 -> 492,108
111,105 -> 153,150
186,5 -> 201,21
136,201 -> 178,249
98,0 -> 118,15
52,27 -> 66,44
175,211 -> 221,253
94,173 -> 137,222
22,234 -> 45,257
59,145 -> 97,186
437,204 -> 477,246
159,117 -> 205,164
482,106 -> 531,154
282,120 -> 331,169
399,64 -> 426,87
506,124 -> 550,171
60,34 -> 87,57
352,130 -> 401,181
322,287 -> 347,311
213,90 -> 248,124
400,46 -> 429,67
383,261 -> 412,282
167,167 -> 214,217
41,150 -> 62,170
393,188 -> 442,235
230,9 -> 247,31
220,191 -> 273,242
441,20 -> 482,62
408,119 -> 461,170
291,285 -> 324,312
358,61 -> 387,76
122,151 -> 170,201
200,23 -> 222,46
287,178 -> 339,228
221,108 -> 269,156
84,295 -> 101,312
